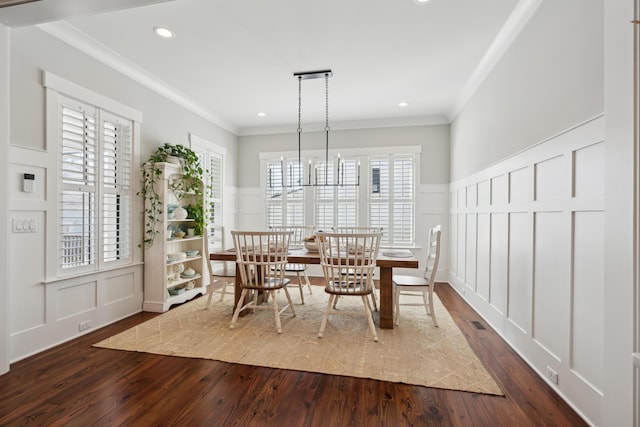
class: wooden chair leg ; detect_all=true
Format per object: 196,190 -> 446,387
229,288 -> 248,330
296,271 -> 305,304
362,295 -> 378,342
318,294 -> 335,338
271,290 -> 282,334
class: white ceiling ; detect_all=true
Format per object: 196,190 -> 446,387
0,0 -> 541,135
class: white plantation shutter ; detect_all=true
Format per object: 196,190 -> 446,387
392,157 -> 414,245
336,159 -> 358,228
262,151 -> 416,246
209,153 -> 223,225
369,155 -> 415,246
58,95 -> 135,273
102,112 -> 132,263
311,158 -> 358,230
60,100 -> 97,269
196,150 -> 222,227
265,158 -> 305,228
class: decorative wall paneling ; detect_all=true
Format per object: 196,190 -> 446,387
448,115 -> 604,425
8,145 -> 144,362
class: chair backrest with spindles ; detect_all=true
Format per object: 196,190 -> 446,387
423,225 -> 442,285
231,230 -> 293,290
316,232 -> 382,296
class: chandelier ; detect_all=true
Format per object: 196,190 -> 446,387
279,69 -> 360,188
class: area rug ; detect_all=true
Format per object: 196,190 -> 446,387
94,289 -> 503,395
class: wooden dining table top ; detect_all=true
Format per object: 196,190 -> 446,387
210,247 -> 419,329
209,247 -> 419,267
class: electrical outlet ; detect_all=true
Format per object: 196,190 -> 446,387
546,366 -> 558,384
78,320 -> 92,331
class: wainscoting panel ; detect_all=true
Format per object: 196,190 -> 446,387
104,271 -> 136,305
490,212 -> 507,314
507,212 -> 531,334
465,213 -> 477,292
9,145 -> 144,363
56,280 -> 97,320
534,155 -> 565,201
448,116 -> 605,425
572,210 -> 604,393
532,211 -> 568,362
476,213 -> 491,301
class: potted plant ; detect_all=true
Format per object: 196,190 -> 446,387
185,199 -> 205,236
138,143 -> 206,247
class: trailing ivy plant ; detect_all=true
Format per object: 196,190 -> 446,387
138,143 -> 206,248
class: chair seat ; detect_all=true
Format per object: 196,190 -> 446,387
272,263 -> 307,272
393,275 -> 428,287
327,280 -> 370,295
243,277 -> 290,290
212,266 -> 235,277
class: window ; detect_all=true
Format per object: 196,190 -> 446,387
58,96 -> 134,272
263,149 -> 417,246
45,71 -> 141,277
191,133 -> 226,248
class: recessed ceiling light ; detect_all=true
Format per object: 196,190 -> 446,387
153,26 -> 175,39
398,102 -> 409,107
413,0 -> 430,4
257,112 -> 267,117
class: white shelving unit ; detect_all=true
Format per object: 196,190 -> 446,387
143,162 -> 206,312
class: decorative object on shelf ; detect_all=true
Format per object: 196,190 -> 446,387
275,69 -> 360,188
169,287 -> 185,296
173,262 -> 185,275
138,143 -> 205,248
173,206 -> 188,220
185,250 -> 199,257
182,267 -> 196,278
168,252 -> 186,262
173,230 -> 186,239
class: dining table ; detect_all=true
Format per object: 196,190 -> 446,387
210,247 -> 419,329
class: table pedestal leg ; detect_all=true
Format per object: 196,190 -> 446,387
379,267 -> 394,329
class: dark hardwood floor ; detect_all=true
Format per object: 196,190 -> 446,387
0,280 -> 586,426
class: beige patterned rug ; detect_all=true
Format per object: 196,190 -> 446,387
94,289 -> 503,395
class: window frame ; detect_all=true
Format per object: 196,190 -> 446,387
44,71 -> 142,279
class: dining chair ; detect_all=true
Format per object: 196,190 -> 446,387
269,225 -> 315,304
204,225 -> 235,307
230,230 -> 296,333
393,225 -> 441,326
331,226 -> 383,311
317,232 -> 382,342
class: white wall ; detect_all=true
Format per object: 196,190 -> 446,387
238,125 -> 450,187
449,0 -> 635,425
603,0 -> 635,425
0,23 -> 10,375
7,26 -> 238,362
450,0 -> 603,181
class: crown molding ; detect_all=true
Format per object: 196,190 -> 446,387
36,20 -> 238,135
448,0 -> 544,121
238,115 -> 449,137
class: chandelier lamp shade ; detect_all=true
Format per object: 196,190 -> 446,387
278,69 -> 360,188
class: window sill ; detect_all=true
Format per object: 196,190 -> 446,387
42,261 -> 144,285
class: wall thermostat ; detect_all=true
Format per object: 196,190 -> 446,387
23,173 -> 35,193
